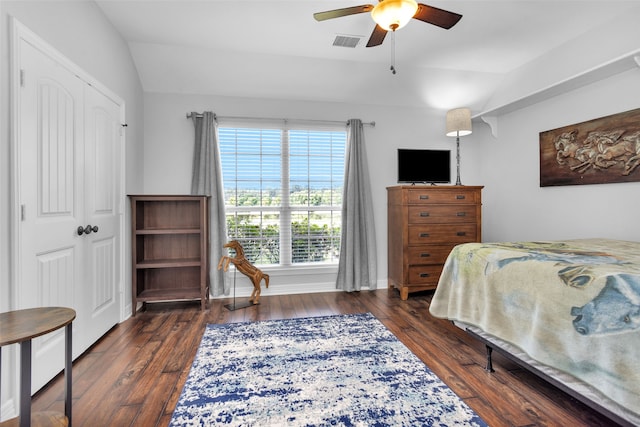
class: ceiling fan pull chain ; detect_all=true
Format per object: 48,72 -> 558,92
390,31 -> 397,75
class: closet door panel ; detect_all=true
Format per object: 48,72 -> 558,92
18,39 -> 85,391
82,84 -> 121,349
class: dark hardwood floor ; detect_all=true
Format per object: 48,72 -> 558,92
32,289 -> 618,426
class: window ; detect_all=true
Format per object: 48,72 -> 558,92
219,125 -> 346,267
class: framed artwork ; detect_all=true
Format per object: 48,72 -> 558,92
539,108 -> 640,187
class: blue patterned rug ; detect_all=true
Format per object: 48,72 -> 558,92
170,313 -> 487,426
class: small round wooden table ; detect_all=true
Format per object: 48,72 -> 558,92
0,307 -> 76,427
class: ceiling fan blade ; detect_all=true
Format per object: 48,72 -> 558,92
314,5 -> 374,21
413,4 -> 462,29
366,25 -> 387,47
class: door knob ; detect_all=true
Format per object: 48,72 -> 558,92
77,225 -> 99,235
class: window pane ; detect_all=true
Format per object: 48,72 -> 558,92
309,157 -> 331,180
220,127 -> 283,209
289,156 -> 309,181
290,182 -> 309,207
331,161 -> 344,183
331,183 -> 343,206
289,130 -> 345,210
291,211 -> 341,264
226,212 -> 280,265
289,135 -> 308,156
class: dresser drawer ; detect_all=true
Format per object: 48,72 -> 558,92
408,265 -> 443,285
407,245 -> 455,265
408,224 -> 477,245
408,205 -> 477,224
407,189 -> 479,205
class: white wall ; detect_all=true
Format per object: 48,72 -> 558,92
144,63 -> 640,294
0,0 -> 144,419
479,67 -> 640,242
143,92 -> 484,294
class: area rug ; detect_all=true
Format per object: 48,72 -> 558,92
170,313 -> 487,426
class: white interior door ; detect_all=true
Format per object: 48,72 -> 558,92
82,84 -> 122,349
17,38 -> 86,391
15,31 -> 122,392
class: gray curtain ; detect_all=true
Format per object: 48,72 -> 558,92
336,119 -> 377,291
191,111 -> 229,296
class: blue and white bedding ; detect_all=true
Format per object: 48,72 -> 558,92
429,238 -> 640,424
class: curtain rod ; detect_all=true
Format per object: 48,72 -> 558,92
186,112 -> 375,127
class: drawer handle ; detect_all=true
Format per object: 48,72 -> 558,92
420,253 -> 431,257
420,212 -> 430,217
456,195 -> 466,200
457,212 -> 466,217
420,233 -> 430,238
419,195 -> 429,200
457,231 -> 467,236
419,273 -> 430,278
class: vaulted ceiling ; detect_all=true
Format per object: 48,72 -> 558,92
95,0 -> 640,111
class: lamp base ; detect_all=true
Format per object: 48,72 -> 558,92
455,135 -> 462,186
224,301 -> 255,311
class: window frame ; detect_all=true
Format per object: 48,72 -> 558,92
218,120 -> 346,268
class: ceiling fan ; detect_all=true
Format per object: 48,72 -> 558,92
314,0 -> 462,47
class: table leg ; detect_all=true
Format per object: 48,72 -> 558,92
19,340 -> 31,427
65,323 -> 72,426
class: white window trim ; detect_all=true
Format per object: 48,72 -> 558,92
220,121 -> 346,269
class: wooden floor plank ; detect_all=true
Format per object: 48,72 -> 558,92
30,290 -> 621,426
108,405 -> 140,427
162,320 -> 205,374
72,338 -> 162,424
133,371 -> 180,427
124,315 -> 193,406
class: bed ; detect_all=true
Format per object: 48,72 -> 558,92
429,238 -> 640,426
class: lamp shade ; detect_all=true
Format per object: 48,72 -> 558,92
371,0 -> 418,31
445,108 -> 472,137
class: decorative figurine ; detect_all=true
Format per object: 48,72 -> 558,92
217,240 -> 270,305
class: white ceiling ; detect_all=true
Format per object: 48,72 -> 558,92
95,0 -> 640,111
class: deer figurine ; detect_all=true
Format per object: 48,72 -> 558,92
217,240 -> 269,304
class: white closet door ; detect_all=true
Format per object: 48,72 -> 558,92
18,38 -> 86,391
17,36 -> 121,392
81,84 -> 121,350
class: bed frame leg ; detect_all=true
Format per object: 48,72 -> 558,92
485,345 -> 495,372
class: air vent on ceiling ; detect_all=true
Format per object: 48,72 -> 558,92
333,35 -> 362,48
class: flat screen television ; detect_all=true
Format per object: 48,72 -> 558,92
397,149 -> 451,184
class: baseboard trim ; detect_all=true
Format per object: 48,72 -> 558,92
1,399 -> 17,423
213,279 -> 387,299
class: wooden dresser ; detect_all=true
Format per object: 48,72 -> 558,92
387,185 -> 483,300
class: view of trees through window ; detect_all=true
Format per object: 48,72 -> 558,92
219,127 -> 346,266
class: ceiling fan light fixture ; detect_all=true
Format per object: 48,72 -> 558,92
371,0 -> 418,31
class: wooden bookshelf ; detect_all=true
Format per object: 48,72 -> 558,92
129,195 -> 210,315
